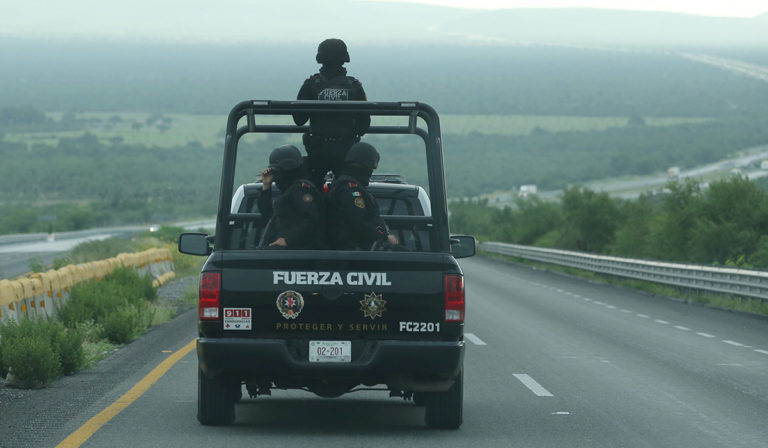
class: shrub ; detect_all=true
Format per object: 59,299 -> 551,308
59,267 -> 157,329
0,319 -> 86,382
55,326 -> 86,375
2,336 -> 60,387
100,304 -> 152,344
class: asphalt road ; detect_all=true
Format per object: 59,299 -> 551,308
2,256 -> 767,447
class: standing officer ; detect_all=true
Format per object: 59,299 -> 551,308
294,38 -> 370,187
327,142 -> 399,250
258,145 -> 324,249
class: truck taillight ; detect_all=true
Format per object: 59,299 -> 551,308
444,274 -> 465,322
199,272 -> 220,320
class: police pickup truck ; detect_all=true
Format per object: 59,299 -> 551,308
179,100 -> 475,429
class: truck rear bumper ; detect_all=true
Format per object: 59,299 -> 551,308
197,337 -> 464,381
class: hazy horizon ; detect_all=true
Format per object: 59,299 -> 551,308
2,1 -> 768,46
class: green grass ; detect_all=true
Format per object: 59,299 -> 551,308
480,250 -> 768,317
4,112 -> 713,149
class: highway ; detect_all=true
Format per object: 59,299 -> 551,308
2,256 -> 767,447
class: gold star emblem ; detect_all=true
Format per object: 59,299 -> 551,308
360,292 -> 386,320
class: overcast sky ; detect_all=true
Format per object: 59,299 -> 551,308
371,0 -> 768,17
1,0 -> 766,44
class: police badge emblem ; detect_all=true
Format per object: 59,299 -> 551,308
360,292 -> 386,320
354,197 -> 366,208
276,290 -> 304,319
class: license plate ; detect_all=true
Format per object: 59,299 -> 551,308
309,341 -> 351,363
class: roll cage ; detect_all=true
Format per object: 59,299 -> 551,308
215,100 -> 450,253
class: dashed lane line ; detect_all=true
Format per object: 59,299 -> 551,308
465,333 -> 487,346
483,267 -> 768,359
513,374 -> 554,397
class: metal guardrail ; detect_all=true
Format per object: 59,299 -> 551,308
480,242 -> 768,301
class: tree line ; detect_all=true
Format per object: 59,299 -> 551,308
450,176 -> 768,268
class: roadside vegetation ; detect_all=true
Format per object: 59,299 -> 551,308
0,226 -> 203,387
452,176 -> 768,316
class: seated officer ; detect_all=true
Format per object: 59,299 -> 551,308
258,145 -> 324,249
326,142 -> 399,250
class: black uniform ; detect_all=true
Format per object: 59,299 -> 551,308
327,174 -> 390,250
294,65 -> 370,186
258,179 -> 323,250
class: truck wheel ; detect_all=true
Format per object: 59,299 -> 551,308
197,368 -> 236,425
424,370 -> 463,429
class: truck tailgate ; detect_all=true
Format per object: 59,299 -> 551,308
207,251 -> 462,341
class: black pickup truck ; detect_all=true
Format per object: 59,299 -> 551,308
179,100 -> 475,429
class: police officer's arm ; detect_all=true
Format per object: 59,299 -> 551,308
279,185 -> 320,247
258,188 -> 274,222
293,79 -> 313,126
338,187 -> 389,245
351,81 -> 370,135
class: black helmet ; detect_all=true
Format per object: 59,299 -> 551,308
268,145 -> 302,171
345,142 -> 379,170
316,38 -> 350,64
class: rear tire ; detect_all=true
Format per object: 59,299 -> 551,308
424,370 -> 463,429
197,368 -> 236,425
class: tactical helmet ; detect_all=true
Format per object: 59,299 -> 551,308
345,142 -> 379,170
316,38 -> 350,64
268,145 -> 303,171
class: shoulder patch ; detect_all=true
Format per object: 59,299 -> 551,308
354,197 -> 366,209
302,193 -> 314,203
301,182 -> 312,189
352,191 -> 362,197
348,182 -> 358,188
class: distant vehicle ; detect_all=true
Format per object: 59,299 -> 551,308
667,166 -> 681,178
179,100 -> 476,429
148,224 -> 160,232
519,184 -> 537,198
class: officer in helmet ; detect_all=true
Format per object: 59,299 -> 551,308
327,142 -> 399,250
258,145 -> 324,249
294,38 -> 370,188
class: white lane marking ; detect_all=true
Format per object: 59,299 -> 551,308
513,374 -> 554,397
637,314 -> 650,318
674,325 -> 691,331
465,333 -> 487,346
556,289 -> 564,293
583,298 -> 592,302
697,332 -> 716,338
654,319 -> 669,325
621,309 -> 632,313
573,294 -> 581,299
593,300 -> 606,306
605,305 -> 617,310
755,349 -> 768,356
551,411 -> 571,415
723,340 -> 749,347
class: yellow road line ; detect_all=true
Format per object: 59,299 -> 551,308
56,339 -> 197,448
